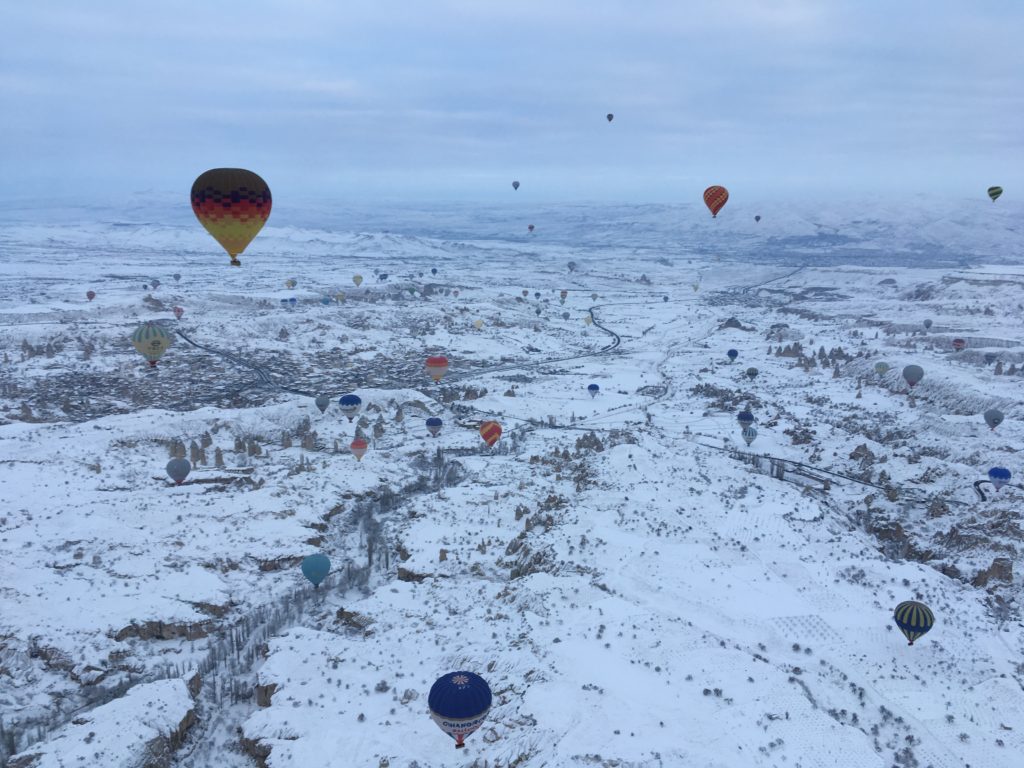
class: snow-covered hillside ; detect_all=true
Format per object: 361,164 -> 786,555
1,201 -> 1022,768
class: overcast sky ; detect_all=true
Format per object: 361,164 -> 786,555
1,1 -> 1021,204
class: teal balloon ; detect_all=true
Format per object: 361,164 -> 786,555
301,554 -> 331,587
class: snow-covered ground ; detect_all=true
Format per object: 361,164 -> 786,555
1,200 -> 1022,767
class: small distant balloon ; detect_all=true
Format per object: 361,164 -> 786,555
166,458 -> 191,485
754,215 -> 761,223
606,113 -> 614,122
987,186 -> 1003,202
561,311 -> 570,320
288,297 -> 297,306
284,279 -> 296,289
741,426 -> 757,446
315,394 -> 330,414
923,319 -> 933,330
703,185 -> 729,218
874,362 -> 890,376
534,292 -> 541,299
131,323 -> 173,367
727,349 -> 738,362
151,279 -> 161,290
952,338 -> 966,352
453,289 -> 460,298
983,408 -> 1004,430
339,394 -> 362,422
479,421 -> 502,447
567,262 -> 577,273
988,466 -> 1011,490
584,315 -> 592,326
426,417 -> 443,437
425,355 -> 449,382
528,224 -> 535,233
737,411 -> 755,428
432,267 -> 438,275
893,601 -> 934,646
902,365 -> 924,388
473,319 -> 483,330
350,437 -> 368,462
663,296 -> 668,302
745,367 -> 758,381
173,306 -> 184,320
301,554 -> 331,587
353,274 -> 363,287
335,292 -> 345,303
522,290 -> 529,298
86,290 -> 96,301
512,180 -> 520,191
587,383 -> 599,398
320,297 -> 331,305
172,273 -> 181,283
591,293 -> 598,301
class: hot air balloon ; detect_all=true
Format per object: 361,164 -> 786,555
288,297 -> 297,306
983,408 -> 1004,430
190,168 -> 271,266
339,394 -> 362,422
534,291 -> 541,299
584,315 -> 593,326
587,383 -> 600,398
560,290 -> 568,304
86,290 -> 96,301
320,296 -> 332,305
426,417 -> 443,437
151,279 -> 161,290
528,224 -> 535,233
737,411 -> 755,428
173,306 -> 184,320
663,296 -> 668,302
692,282 -> 700,293
172,273 -> 181,283
315,394 -> 330,414
988,467 -> 1011,490
988,186 -> 1003,202
301,554 -> 331,588
432,267 -> 438,276
893,601 -> 935,646
567,262 -> 578,273
425,355 -> 449,382
350,437 -> 368,461
428,671 -> 492,749
335,291 -> 346,303
606,113 -> 614,122
561,311 -> 570,320
131,323 -> 173,367
512,181 -> 520,191
727,349 -> 738,363
353,274 -> 363,287
479,421 -> 501,447
453,289 -> 460,298
902,365 -> 924,388
741,426 -> 757,446
754,215 -> 761,223
166,458 -> 191,485
591,293 -> 598,301
522,290 -> 529,298
923,319 -> 933,330
874,362 -> 890,376
745,367 -> 758,381
703,186 -> 729,218
473,319 -> 483,330
952,338 -> 966,352
285,279 -> 296,289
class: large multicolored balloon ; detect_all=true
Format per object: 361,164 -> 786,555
301,554 -> 331,587
166,458 -> 191,485
988,467 -> 1011,490
131,323 -> 173,367
902,365 -> 924,388
703,186 -> 729,218
425,356 -> 449,382
86,290 -> 96,301
350,437 -> 368,461
983,408 -> 1004,430
428,671 -> 492,749
479,421 -> 502,447
988,186 -> 1003,202
893,601 -> 935,646
426,417 -> 443,437
190,168 -> 271,266
339,394 -> 362,422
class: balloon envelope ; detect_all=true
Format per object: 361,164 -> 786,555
952,338 -> 966,352
426,417 -> 443,437
874,362 -> 890,376
606,113 -> 614,122
737,411 -> 755,427
86,290 -> 96,301
131,323 -> 173,366
512,181 -> 520,190
173,306 -> 184,320
350,438 -> 368,461
988,467 -> 1011,490
301,554 -> 331,587
745,367 -> 758,380
902,365 -> 924,387
893,601 -> 935,645
353,274 -> 363,287
428,671 -> 492,748
727,349 -> 738,361
339,394 -> 362,421
528,224 -> 535,232
166,458 -> 191,485
703,185 -> 729,218
191,168 -> 271,266
754,215 -> 761,223
479,421 -> 502,447
988,186 -> 1003,202
923,319 -> 933,330
588,383 -> 600,398
983,408 -> 1004,430
425,355 -> 449,382
315,394 -> 330,414
741,426 -> 757,446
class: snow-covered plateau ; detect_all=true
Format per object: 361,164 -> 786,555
1,199 -> 1022,768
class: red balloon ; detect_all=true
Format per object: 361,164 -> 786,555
86,290 -> 96,301
479,421 -> 502,447
173,306 -> 184,320
703,186 -> 729,218
350,438 -> 368,461
425,355 -> 449,382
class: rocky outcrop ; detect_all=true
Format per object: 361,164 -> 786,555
114,619 -> 213,642
972,557 -> 1013,588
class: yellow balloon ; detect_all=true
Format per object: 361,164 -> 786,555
190,168 -> 271,266
473,319 -> 484,329
353,274 -> 363,287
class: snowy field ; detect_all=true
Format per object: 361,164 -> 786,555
1,199 -> 1022,768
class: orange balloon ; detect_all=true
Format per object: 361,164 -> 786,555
703,186 -> 729,218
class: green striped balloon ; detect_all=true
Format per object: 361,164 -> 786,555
131,322 -> 173,365
987,186 -> 1003,202
893,600 -> 935,645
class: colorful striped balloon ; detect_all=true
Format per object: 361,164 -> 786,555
131,322 -> 173,367
191,168 -> 271,266
425,355 -> 449,382
703,185 -> 729,218
893,601 -> 935,646
479,421 -> 502,447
